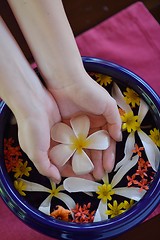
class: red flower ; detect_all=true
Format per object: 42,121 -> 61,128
72,203 -> 95,223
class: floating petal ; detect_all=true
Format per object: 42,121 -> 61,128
38,195 -> 52,215
112,83 -> 131,113
72,150 -> 94,175
18,178 -> 50,192
138,99 -> 149,124
51,122 -> 75,144
112,155 -> 139,188
114,132 -> 135,171
86,130 -> 110,150
57,192 -> 76,210
50,144 -> 75,167
114,187 -> 146,201
94,200 -> 108,222
102,173 -> 109,184
70,115 -> 90,138
138,130 -> 160,171
63,177 -> 100,193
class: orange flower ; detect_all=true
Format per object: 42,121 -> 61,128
126,174 -> 137,187
4,138 -> 23,173
72,203 -> 95,223
132,144 -> 144,157
119,108 -> 125,117
50,206 -> 71,222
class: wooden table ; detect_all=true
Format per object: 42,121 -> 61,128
0,1 -> 160,239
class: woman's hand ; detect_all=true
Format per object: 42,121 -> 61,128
49,73 -> 122,180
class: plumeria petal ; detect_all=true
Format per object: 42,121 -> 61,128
38,195 -> 52,215
114,187 -> 146,201
114,132 -> 135,171
112,155 -> 139,188
70,115 -> 90,138
94,200 -> 108,222
86,130 -> 110,150
57,192 -> 76,210
138,99 -> 149,124
51,122 -> 75,144
138,130 -> 160,171
18,178 -> 50,192
112,83 -> 132,113
50,144 -> 75,167
72,150 -> 94,174
63,177 -> 100,193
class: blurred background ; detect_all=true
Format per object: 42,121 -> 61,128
0,0 -> 160,62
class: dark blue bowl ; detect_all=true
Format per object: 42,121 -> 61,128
0,57 -> 160,240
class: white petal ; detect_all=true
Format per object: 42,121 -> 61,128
70,115 -> 90,138
50,144 -> 75,167
114,132 -> 135,171
72,150 -> 94,175
57,192 -> 76,210
111,155 -> 139,188
94,200 -> 108,222
138,99 -> 149,124
51,122 -> 75,144
114,187 -> 146,201
112,83 -> 131,113
38,195 -> 52,215
102,173 -> 109,184
63,177 -> 100,193
138,130 -> 160,171
18,178 -> 50,192
86,130 -> 110,150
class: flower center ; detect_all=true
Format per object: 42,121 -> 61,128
96,183 -> 115,203
70,134 -> 90,154
50,187 -> 59,197
121,111 -> 140,132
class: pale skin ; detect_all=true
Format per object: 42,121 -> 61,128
0,0 -> 122,182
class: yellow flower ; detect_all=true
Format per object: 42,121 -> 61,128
13,161 -> 32,178
149,128 -> 160,147
121,111 -> 140,132
14,179 -> 26,196
123,199 -> 134,210
124,88 -> 140,108
96,183 -> 115,203
95,73 -> 112,86
106,200 -> 125,218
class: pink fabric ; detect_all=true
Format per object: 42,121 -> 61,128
76,2 -> 160,96
0,2 -> 159,239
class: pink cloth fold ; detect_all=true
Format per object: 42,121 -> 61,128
76,2 -> 160,96
0,2 -> 159,239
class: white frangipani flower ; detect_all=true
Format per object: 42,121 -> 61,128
112,83 -> 160,172
17,178 -> 75,215
50,115 -> 110,175
64,162 -> 146,222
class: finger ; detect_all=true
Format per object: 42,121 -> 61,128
32,150 -> 61,183
103,137 -> 116,173
91,149 -> 105,180
103,97 -> 122,142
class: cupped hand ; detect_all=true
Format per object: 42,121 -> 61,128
16,88 -> 62,183
49,73 -> 122,180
